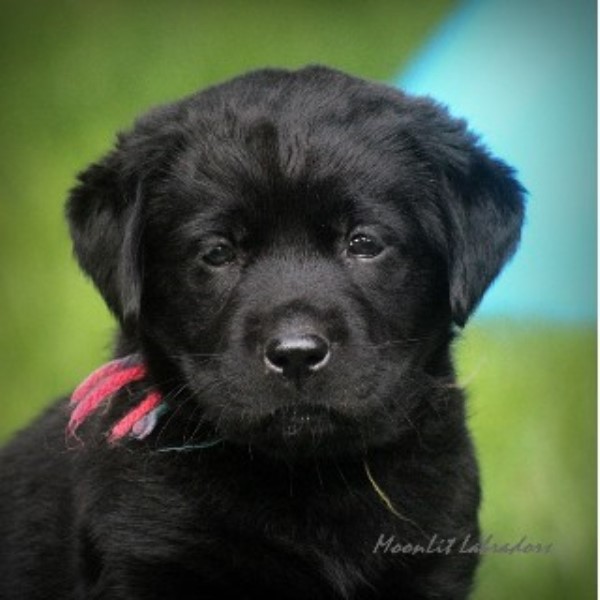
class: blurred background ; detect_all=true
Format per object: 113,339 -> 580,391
0,1 -> 595,598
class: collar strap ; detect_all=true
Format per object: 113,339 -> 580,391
68,354 -> 165,443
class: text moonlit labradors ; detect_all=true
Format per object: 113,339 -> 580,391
372,533 -> 553,556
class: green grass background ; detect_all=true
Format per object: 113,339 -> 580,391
0,2 -> 595,598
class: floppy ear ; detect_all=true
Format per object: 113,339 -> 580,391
66,107 -> 186,329
66,148 -> 144,329
443,145 -> 525,327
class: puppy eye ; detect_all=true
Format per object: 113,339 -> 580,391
347,233 -> 384,258
203,242 -> 237,267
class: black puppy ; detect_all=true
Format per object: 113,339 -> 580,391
0,66 -> 524,599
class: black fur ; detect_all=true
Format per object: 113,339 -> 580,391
0,66 -> 524,599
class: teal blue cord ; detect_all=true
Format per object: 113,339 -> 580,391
143,401 -> 223,452
157,438 -> 223,453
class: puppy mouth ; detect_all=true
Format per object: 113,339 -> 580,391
275,405 -> 334,438
241,404 -> 362,456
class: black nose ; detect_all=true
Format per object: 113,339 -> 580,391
264,333 -> 330,380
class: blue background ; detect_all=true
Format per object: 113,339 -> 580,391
397,0 -> 596,323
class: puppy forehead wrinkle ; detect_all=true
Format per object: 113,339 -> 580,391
163,168 -> 360,235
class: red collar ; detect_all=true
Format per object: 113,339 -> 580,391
68,355 -> 164,443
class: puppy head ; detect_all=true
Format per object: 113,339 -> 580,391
67,66 -> 524,456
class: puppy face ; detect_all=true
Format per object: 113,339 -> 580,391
67,66 -> 524,457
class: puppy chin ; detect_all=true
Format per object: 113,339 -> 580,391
214,404 -> 389,459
